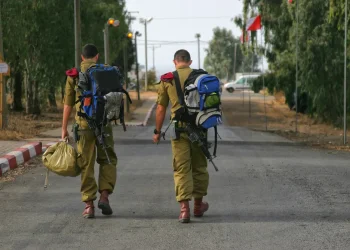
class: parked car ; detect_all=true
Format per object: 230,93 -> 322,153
223,75 -> 260,93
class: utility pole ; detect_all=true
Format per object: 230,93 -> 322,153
104,18 -> 120,65
233,43 -> 238,81
104,25 -> 109,64
150,45 -> 161,70
74,0 -> 81,68
195,33 -> 201,68
0,2 -> 7,129
123,44 -> 129,113
295,0 -> 299,133
140,18 -> 153,91
344,0 -> 348,144
135,31 -> 142,101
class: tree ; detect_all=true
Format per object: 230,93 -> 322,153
235,0 -> 350,123
204,27 -> 259,81
2,0 -> 132,115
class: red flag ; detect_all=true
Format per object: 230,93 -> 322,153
246,15 -> 262,31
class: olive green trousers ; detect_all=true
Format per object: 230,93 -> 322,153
171,133 -> 209,202
77,125 -> 117,202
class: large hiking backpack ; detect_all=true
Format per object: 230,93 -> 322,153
173,69 -> 222,156
76,64 -> 132,130
173,69 -> 222,129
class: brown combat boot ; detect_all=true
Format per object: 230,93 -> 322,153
194,198 -> 209,217
82,201 -> 95,219
179,200 -> 190,223
98,190 -> 113,215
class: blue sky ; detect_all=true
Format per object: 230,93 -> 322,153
125,0 -> 244,76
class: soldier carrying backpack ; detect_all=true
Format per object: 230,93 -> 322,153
62,44 -> 130,219
153,49 -> 222,223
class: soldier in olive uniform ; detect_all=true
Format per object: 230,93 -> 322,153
62,44 -> 118,219
153,50 -> 209,223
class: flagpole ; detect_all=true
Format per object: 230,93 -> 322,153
261,29 -> 267,131
344,0 -> 348,145
295,0 -> 299,133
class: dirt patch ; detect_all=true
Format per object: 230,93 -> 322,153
0,91 -> 157,140
0,156 -> 42,184
0,110 -> 66,140
222,91 -> 347,150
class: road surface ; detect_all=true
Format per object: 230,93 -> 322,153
1,98 -> 350,250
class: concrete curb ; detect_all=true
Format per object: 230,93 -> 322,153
124,102 -> 156,127
142,103 -> 156,126
0,142 -> 43,177
0,101 -> 158,177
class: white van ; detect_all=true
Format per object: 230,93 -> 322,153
223,75 -> 259,93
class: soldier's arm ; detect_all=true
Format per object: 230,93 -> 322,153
155,105 -> 166,133
155,81 -> 169,133
62,76 -> 75,139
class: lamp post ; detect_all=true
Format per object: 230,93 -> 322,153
74,0 -> 81,68
125,32 -> 133,113
135,31 -> 142,101
140,17 -> 153,91
344,0 -> 348,144
195,33 -> 201,68
103,18 -> 120,64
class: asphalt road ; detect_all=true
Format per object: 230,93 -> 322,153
1,101 -> 350,250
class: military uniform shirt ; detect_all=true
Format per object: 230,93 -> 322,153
157,66 -> 192,118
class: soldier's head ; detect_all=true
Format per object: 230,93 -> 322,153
81,44 -> 99,62
173,49 -> 192,68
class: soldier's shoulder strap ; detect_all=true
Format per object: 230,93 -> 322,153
172,71 -> 184,106
160,72 -> 174,83
65,67 -> 80,78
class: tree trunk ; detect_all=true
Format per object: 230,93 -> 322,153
61,82 -> 65,103
32,80 -> 40,115
48,85 -> 57,111
25,71 -> 33,114
12,70 -> 23,111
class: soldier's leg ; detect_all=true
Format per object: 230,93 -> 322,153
96,125 -> 117,194
190,143 -> 209,198
96,125 -> 117,216
77,131 -> 98,202
172,133 -> 193,223
171,134 -> 193,202
191,143 -> 209,217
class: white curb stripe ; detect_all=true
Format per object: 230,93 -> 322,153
21,145 -> 36,157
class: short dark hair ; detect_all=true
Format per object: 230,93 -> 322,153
82,44 -> 99,59
174,49 -> 191,62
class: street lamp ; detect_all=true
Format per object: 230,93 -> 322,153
140,17 -> 153,91
135,31 -> 142,101
343,0 -> 348,144
233,43 -> 238,81
195,33 -> 201,68
103,18 -> 120,64
124,31 -> 134,113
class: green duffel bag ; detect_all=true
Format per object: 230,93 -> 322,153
42,141 -> 81,178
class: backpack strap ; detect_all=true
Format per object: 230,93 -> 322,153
173,71 -> 184,106
213,126 -> 218,157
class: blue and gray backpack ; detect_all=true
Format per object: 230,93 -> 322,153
173,69 -> 222,129
76,64 -> 131,131
173,69 -> 223,155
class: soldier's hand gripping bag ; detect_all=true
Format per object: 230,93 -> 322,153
42,141 -> 81,177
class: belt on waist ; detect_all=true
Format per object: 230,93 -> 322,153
77,129 -> 94,135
